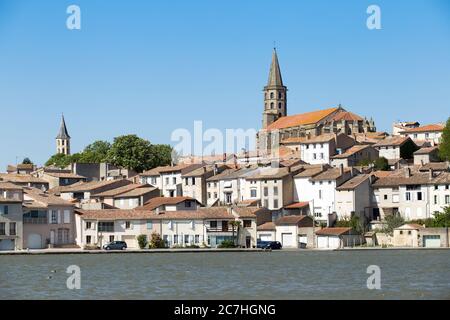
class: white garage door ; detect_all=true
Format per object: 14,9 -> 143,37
28,234 -> 43,249
317,236 -> 329,249
259,234 -> 272,241
328,237 -> 341,249
423,235 -> 440,248
281,233 -> 294,247
0,239 -> 15,251
122,236 -> 137,248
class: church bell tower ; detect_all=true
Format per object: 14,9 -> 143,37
56,115 -> 71,155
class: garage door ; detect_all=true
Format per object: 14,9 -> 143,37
122,236 -> 137,248
423,235 -> 441,248
281,233 -> 294,247
0,239 -> 15,251
259,234 -> 272,241
317,236 -> 329,249
28,234 -> 43,249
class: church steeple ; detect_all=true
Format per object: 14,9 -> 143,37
262,48 -> 287,129
56,115 -> 71,155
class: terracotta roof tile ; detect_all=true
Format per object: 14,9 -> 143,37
257,222 -> 276,231
315,227 -> 355,236
402,124 -> 444,133
266,107 -> 339,130
138,196 -> 197,210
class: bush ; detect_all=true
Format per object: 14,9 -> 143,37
218,240 -> 236,248
83,244 -> 100,250
137,234 -> 148,249
381,215 -> 405,235
149,232 -> 166,249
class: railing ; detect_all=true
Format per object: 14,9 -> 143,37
98,227 -> 114,232
207,226 -> 235,232
23,217 -> 48,224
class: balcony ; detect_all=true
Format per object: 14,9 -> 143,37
207,226 -> 236,233
23,217 -> 48,224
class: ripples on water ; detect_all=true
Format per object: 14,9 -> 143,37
1,250 -> 449,300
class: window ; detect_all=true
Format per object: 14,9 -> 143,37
243,220 -> 252,228
51,210 -> 58,224
86,235 -> 91,244
192,177 -> 196,185
109,235 -> 114,243
270,102 -> 274,109
434,185 -> 439,190
184,235 -> 189,244
319,190 -> 322,200
214,192 -> 217,198
408,231 -> 412,235
125,221 -> 131,229
313,153 -> 317,160
434,195 -> 438,205
273,199 -> 279,208
85,221 -> 92,230
384,195 -> 388,200
425,133 -> 429,139
174,235 -> 179,244
278,92 -> 282,99
320,153 -> 324,159
208,192 -> 211,199
9,222 -> 16,236
147,220 -> 153,230
185,178 -> 189,185
446,195 -> 450,204
264,199 -> 269,208
0,205 -> 8,215
0,223 -> 4,235
214,182 -> 217,188
250,189 -> 257,198
210,221 -> 217,228
98,222 -> 114,232
406,192 -> 411,201
207,182 -> 211,188
173,177 -> 177,185
185,201 -> 192,208
270,92 -> 274,99
195,235 -> 200,243
165,177 -> 169,185
151,177 -> 157,185
273,186 -> 279,196
417,192 -> 423,201
400,231 -> 403,235
63,210 -> 70,224
446,185 -> 449,190
263,187 -> 268,197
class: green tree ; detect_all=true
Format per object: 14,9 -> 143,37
430,207 -> 450,227
79,140 -> 111,163
137,234 -> 148,249
382,215 -> 405,235
45,153 -> 72,168
149,232 -> 166,249
439,117 -> 450,161
373,157 -> 389,171
148,144 -> 173,168
22,157 -> 33,165
229,220 -> 241,246
106,135 -> 154,172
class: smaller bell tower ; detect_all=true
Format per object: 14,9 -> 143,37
56,114 -> 71,155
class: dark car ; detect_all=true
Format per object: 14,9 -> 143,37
257,240 -> 282,250
103,241 -> 127,250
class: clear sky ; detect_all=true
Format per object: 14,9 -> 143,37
0,0 -> 449,169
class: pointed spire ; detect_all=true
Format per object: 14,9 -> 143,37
267,48 -> 284,87
56,114 -> 71,139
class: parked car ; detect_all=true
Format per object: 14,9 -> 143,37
257,240 -> 282,250
103,241 -> 127,250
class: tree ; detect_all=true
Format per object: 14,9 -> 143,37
149,232 -> 166,249
148,144 -> 173,168
137,234 -> 148,249
80,140 -> 111,163
22,157 -> 33,165
439,117 -> 450,161
373,157 -> 389,171
45,153 -> 72,168
229,220 -> 241,246
430,207 -> 450,227
106,135 -> 154,172
382,215 -> 405,235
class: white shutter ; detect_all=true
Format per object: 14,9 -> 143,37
64,210 -> 70,224
57,211 -> 61,224
48,210 -> 52,223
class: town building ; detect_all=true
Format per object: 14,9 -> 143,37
56,115 -> 71,155
330,144 -> 379,168
374,136 -> 418,161
315,227 -> 362,249
399,123 -> 445,146
0,182 -> 23,250
92,184 -> 159,209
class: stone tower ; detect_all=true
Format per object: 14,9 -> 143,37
262,48 -> 287,129
56,115 -> 71,155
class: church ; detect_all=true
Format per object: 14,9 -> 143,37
257,49 -> 376,154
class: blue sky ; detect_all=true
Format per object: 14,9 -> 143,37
0,0 -> 449,169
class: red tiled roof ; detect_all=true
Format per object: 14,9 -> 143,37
403,124 -> 444,133
284,202 -> 309,209
315,227 -> 354,236
138,196 -> 196,210
266,107 -> 339,130
257,222 -> 276,231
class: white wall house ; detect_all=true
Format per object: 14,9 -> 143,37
399,124 -> 444,146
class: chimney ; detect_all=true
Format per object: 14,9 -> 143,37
320,164 -> 325,171
429,168 -> 434,180
288,166 -> 291,173
155,207 -> 160,215
405,167 -> 411,178
339,164 -> 344,176
421,159 -> 424,166
203,166 -> 207,173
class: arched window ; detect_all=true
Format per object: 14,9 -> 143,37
278,92 -> 282,99
270,102 -> 274,109
278,103 -> 282,109
270,92 -> 274,99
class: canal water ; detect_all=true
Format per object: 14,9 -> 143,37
1,250 -> 449,299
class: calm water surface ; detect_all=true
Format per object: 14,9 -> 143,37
1,250 -> 449,300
